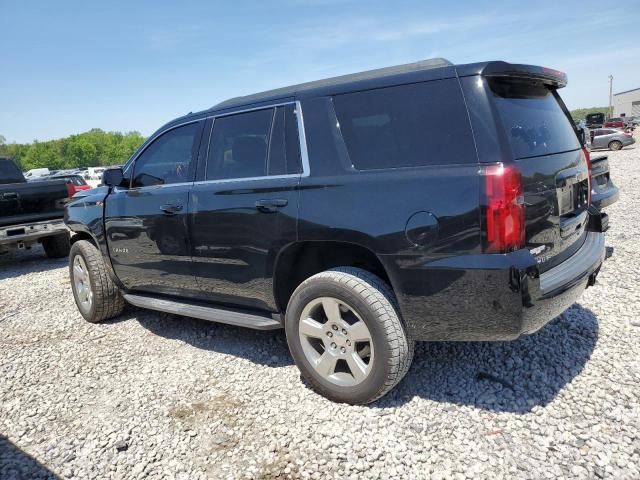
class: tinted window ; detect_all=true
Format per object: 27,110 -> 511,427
268,105 -> 302,176
132,122 -> 201,187
332,79 -> 476,170
206,109 -> 273,181
0,159 -> 24,184
489,80 -> 580,159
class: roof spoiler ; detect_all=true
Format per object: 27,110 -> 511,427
480,61 -> 567,88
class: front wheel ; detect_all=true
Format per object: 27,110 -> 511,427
609,140 -> 623,151
69,240 -> 124,323
285,267 -> 414,404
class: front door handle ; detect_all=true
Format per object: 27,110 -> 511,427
160,203 -> 183,215
255,199 -> 288,213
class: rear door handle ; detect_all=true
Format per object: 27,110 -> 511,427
255,199 -> 288,213
160,203 -> 183,215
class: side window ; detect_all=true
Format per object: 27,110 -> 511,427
132,122 -> 201,188
332,79 -> 476,170
268,104 -> 302,176
206,108 -> 273,181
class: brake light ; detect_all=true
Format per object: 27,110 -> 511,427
582,147 -> 592,205
482,164 -> 525,253
65,182 -> 77,198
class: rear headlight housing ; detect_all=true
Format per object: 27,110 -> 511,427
65,181 -> 77,198
582,147 -> 592,203
481,163 -> 525,253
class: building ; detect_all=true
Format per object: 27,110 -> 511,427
613,87 -> 640,118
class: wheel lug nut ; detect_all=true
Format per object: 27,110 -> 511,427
326,331 -> 333,337
346,340 -> 351,346
332,325 -> 338,331
342,329 -> 347,335
340,347 -> 346,353
331,342 -> 337,349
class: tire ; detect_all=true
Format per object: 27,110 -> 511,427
42,233 -> 70,258
69,240 -> 124,323
609,140 -> 623,151
285,267 -> 414,404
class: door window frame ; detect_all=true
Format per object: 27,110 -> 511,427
119,101 -> 310,192
197,101 -> 310,185
121,119 -> 205,191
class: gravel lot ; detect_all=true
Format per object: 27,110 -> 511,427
1,147 -> 639,480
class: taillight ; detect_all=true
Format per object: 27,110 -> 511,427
582,147 -> 592,205
66,182 -> 77,198
482,163 -> 525,253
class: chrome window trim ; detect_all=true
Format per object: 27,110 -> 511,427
294,100 -> 311,177
122,100 -> 311,188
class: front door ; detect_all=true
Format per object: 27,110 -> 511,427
105,120 -> 204,297
190,103 -> 303,311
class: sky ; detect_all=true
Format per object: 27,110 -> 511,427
1,0 -> 639,144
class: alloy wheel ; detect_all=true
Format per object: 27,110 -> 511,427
73,255 -> 93,312
298,297 -> 374,387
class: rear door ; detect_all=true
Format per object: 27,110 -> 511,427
486,79 -> 589,271
189,103 -> 303,311
105,120 -> 204,296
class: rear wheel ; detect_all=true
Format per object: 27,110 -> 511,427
69,240 -> 124,323
42,233 -> 70,258
285,267 -> 414,404
609,140 -> 623,151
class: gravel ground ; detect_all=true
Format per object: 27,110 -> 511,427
1,147 -> 639,480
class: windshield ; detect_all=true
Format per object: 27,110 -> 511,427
489,80 -> 580,159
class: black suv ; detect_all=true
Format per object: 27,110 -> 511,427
65,58 -> 607,404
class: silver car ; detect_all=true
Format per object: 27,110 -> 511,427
590,128 -> 636,150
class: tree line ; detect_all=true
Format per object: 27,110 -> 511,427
0,129 -> 146,171
570,106 -> 609,121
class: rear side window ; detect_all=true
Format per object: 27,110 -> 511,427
489,80 -> 580,159
332,79 -> 476,170
206,109 -> 273,181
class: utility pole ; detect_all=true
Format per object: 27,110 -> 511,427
608,75 -> 614,119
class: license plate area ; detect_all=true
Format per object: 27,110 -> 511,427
556,174 -> 589,217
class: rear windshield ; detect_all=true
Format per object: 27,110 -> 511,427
489,80 -> 580,159
0,159 -> 25,184
332,79 -> 477,170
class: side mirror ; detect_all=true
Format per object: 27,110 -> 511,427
102,167 -> 125,187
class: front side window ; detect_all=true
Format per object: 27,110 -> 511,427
332,79 -> 476,170
132,122 -> 202,188
206,109 -> 274,181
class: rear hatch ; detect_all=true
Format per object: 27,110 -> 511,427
0,180 -> 70,227
488,78 -> 589,272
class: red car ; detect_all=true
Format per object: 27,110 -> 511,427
603,117 -> 626,129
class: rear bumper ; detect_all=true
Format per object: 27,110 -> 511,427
0,218 -> 68,250
381,229 -> 606,341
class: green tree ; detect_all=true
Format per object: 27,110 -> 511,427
0,129 -> 145,170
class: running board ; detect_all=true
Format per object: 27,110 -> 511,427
123,293 -> 282,330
